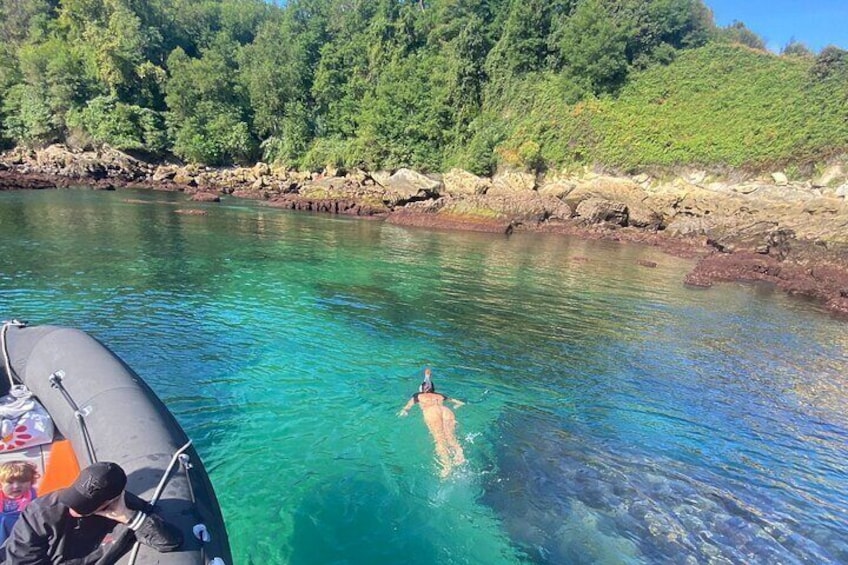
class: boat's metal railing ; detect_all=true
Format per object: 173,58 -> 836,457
48,369 -> 97,466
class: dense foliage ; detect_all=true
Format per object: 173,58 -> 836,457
0,0 -> 845,173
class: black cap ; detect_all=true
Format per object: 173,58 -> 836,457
58,462 -> 127,515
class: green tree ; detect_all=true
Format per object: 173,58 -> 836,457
715,20 -> 765,50
3,37 -> 90,145
165,39 -> 255,164
55,0 -> 167,107
781,39 -> 813,58
357,52 -> 451,170
810,45 -> 848,82
311,0 -> 380,139
0,0 -> 52,85
615,0 -> 713,68
0,0 -> 54,142
485,0 -> 564,80
447,15 -> 489,138
240,0 -> 327,163
66,94 -> 166,152
555,0 -> 628,94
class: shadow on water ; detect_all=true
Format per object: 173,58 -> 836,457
286,476 -> 440,565
482,410 -> 848,565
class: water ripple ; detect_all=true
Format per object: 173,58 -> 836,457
2,190 -> 847,564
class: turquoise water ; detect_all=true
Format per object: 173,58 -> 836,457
1,188 -> 847,564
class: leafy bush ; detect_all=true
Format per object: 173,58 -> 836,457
446,115 -> 504,176
810,46 -> 848,82
299,137 -> 355,172
1,83 -> 58,145
714,21 -> 765,50
165,45 -> 257,165
355,52 -> 451,172
170,110 -> 254,165
517,140 -> 543,172
66,96 -> 167,152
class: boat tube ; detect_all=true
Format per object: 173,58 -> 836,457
1,322 -> 231,565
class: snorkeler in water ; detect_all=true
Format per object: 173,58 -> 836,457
398,368 -> 466,477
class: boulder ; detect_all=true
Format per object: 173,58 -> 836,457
270,164 -> 290,178
252,162 -> 271,178
686,170 -> 708,185
732,183 -> 759,194
566,176 -> 644,210
63,158 -> 106,179
627,204 -> 664,230
771,172 -> 789,186
195,173 -> 219,188
173,168 -> 197,186
437,193 -> 571,224
706,181 -> 733,193
152,165 -> 178,182
813,165 -> 843,188
703,222 -> 796,256
345,169 -> 369,184
443,168 -> 490,196
288,170 -> 312,183
385,168 -> 442,197
98,146 -> 144,178
575,197 -> 628,226
488,169 -> 536,195
537,179 -> 575,199
324,165 -> 346,178
665,216 -> 714,237
36,145 -> 75,169
370,170 -> 391,187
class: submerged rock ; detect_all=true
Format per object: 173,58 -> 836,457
482,410 -> 843,565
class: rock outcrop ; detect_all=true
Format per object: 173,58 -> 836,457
3,145 -> 848,315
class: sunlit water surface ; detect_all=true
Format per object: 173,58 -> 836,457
1,188 -> 846,564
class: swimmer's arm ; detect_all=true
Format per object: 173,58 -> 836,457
398,398 -> 415,417
449,398 -> 465,408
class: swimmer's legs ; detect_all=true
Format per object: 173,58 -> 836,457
441,407 -> 466,466
425,417 -> 453,477
434,440 -> 452,478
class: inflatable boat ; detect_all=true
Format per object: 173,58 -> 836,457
0,321 -> 232,564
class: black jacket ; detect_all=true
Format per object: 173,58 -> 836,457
2,491 -> 182,564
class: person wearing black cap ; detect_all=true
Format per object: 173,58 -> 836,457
1,461 -> 182,564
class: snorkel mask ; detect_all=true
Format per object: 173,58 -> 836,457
419,370 -> 434,392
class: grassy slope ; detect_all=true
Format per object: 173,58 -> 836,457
495,44 -> 848,174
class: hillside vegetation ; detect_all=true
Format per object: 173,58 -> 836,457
0,0 -> 845,175
494,44 -> 848,174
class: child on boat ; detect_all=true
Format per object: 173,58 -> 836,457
0,461 -> 38,545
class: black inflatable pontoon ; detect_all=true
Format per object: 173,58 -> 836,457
1,322 -> 232,565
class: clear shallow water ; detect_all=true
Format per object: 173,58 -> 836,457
1,188 -> 847,564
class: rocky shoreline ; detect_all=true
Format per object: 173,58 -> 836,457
3,144 -> 848,316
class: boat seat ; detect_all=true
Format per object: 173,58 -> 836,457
0,439 -> 80,495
